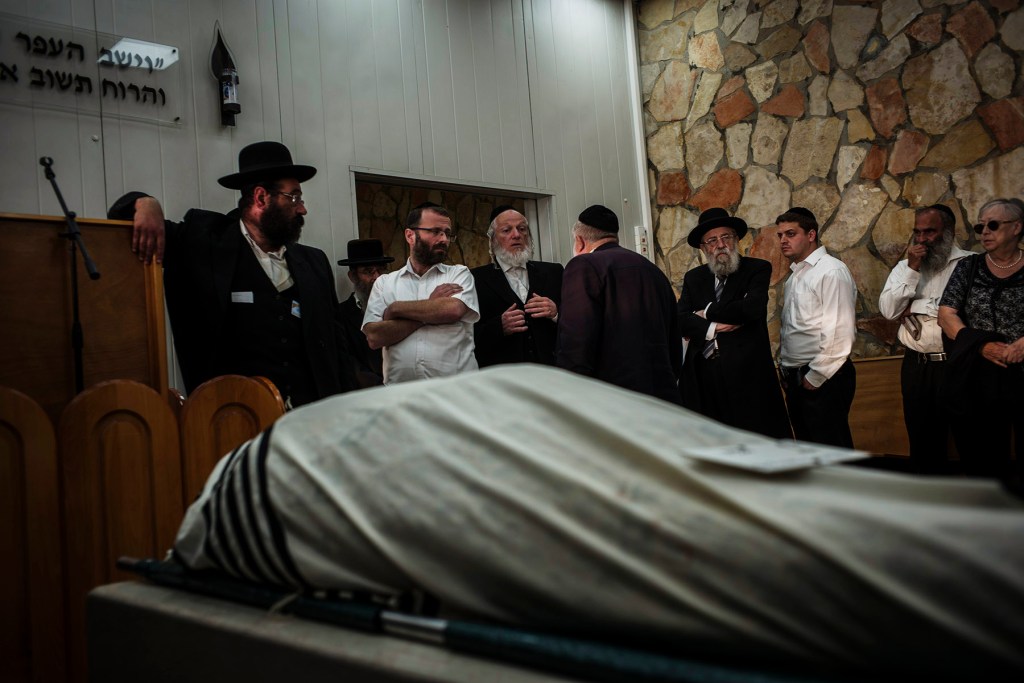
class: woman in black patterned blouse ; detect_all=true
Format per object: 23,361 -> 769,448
939,198 -> 1024,484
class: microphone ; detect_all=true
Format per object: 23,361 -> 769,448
39,156 -> 54,167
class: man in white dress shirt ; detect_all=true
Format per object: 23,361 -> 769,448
777,207 -> 858,448
879,205 -> 973,471
362,203 -> 480,384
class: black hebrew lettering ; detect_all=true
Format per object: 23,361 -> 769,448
30,67 -> 44,87
47,38 -> 63,57
44,69 -> 55,87
32,36 -> 46,54
115,50 -> 130,66
154,57 -> 164,69
55,70 -> 73,90
144,55 -> 153,72
127,83 -> 140,101
74,74 -> 92,93
118,81 -> 125,98
0,63 -> 17,82
158,87 -> 165,105
141,85 -> 156,103
66,41 -> 84,62
102,78 -> 118,97
133,54 -> 142,67
98,47 -> 113,65
16,32 -> 31,52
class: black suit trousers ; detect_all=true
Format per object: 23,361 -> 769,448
784,360 -> 856,449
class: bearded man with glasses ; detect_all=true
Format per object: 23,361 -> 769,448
362,202 -> 480,384
108,141 -> 357,407
677,208 -> 791,438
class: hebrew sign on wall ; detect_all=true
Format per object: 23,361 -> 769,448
0,13 -> 182,125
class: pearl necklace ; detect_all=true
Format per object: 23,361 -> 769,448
987,248 -> 1023,270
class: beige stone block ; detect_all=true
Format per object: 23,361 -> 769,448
856,34 -> 911,83
752,113 -> 789,166
952,147 -> 1024,222
837,146 -> 868,192
762,0 -> 798,28
808,75 -> 830,116
903,39 -> 980,135
638,0 -> 677,29
847,109 -> 876,143
792,182 -> 841,227
656,205 -> 700,254
828,70 -> 864,112
747,61 -> 779,103
840,245 -> 894,314
832,5 -> 878,70
798,0 -> 834,25
649,62 -> 696,122
781,117 -> 844,188
685,121 -> 725,188
881,0 -> 923,39
641,15 -> 694,63
665,239 -> 703,283
689,32 -> 725,70
975,44 -> 1014,100
919,119 -> 994,171
641,64 -> 661,102
724,43 -> 758,70
373,190 -> 397,218
685,71 -> 723,132
823,182 -> 888,252
644,109 -> 659,137
881,175 -> 902,201
647,123 -> 685,171
779,53 -> 812,84
726,122 -> 752,169
750,230 -> 789,287
902,172 -> 949,207
721,0 -> 750,37
733,12 -> 761,44
737,166 -> 792,229
1002,7 -> 1024,51
694,0 -> 719,33
756,26 -> 801,60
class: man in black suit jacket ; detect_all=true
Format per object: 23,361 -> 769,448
336,239 -> 392,388
678,208 -> 791,438
556,205 -> 681,404
109,141 -> 356,407
471,206 -> 563,367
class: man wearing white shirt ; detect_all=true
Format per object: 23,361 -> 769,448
362,203 -> 480,384
471,206 -> 563,367
777,207 -> 857,448
879,205 -> 973,471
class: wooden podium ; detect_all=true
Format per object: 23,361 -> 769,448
0,213 -> 167,424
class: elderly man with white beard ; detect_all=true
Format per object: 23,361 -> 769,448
471,206 -> 564,367
879,204 -> 973,472
678,208 -> 791,438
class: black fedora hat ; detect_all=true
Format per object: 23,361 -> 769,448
687,208 -> 748,248
337,239 -> 395,267
218,141 -> 317,190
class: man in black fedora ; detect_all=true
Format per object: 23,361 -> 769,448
556,204 -> 680,404
471,205 -> 563,367
678,208 -> 791,438
108,140 -> 357,406
337,239 -> 393,388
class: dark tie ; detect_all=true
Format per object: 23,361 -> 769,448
702,278 -> 725,359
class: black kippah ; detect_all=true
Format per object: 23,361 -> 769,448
489,204 -> 518,223
927,204 -> 955,221
786,206 -> 816,220
578,204 -> 619,234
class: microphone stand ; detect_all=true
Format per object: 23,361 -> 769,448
40,156 -> 100,394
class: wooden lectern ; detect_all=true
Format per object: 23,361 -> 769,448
0,213 -> 167,424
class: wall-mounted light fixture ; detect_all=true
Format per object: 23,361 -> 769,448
209,21 -> 239,126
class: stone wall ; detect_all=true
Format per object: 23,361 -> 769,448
355,182 -> 527,270
638,0 -> 1024,356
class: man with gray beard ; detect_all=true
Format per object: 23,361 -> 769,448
678,208 -> 791,438
471,206 -> 563,366
880,204 -> 973,471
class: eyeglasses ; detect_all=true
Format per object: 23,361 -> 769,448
973,219 -> 1017,234
409,227 -> 456,241
273,191 -> 305,206
701,234 -> 737,247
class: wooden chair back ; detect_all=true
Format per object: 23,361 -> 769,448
0,387 -> 65,683
58,380 -> 182,682
179,375 -> 285,503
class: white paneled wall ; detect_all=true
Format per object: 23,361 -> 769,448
0,0 -> 649,271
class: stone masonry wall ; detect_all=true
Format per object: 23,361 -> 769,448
638,0 -> 1024,356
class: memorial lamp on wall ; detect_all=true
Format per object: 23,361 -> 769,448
210,21 -> 239,126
